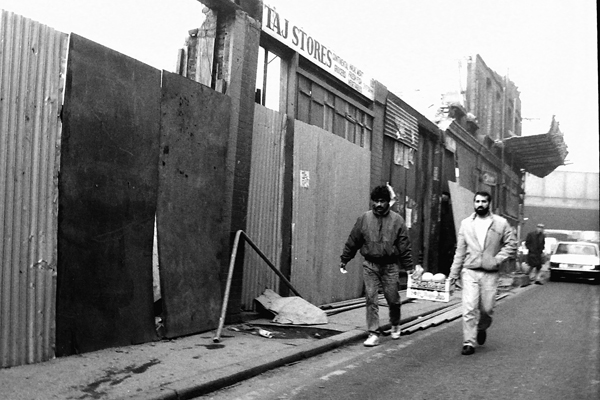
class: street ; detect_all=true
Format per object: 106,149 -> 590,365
202,280 -> 600,400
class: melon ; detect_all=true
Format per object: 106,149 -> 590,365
433,273 -> 446,282
421,272 -> 434,281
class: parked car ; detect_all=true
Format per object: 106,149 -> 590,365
549,241 -> 600,282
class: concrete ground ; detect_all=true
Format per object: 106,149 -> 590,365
0,275 -> 531,400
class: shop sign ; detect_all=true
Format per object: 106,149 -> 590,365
262,3 -> 375,100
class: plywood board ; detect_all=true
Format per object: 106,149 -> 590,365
57,34 -> 160,355
157,72 -> 230,337
448,181 -> 475,236
292,121 -> 371,305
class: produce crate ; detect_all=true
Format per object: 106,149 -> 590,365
406,275 -> 453,302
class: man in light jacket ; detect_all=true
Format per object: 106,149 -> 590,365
449,191 -> 517,355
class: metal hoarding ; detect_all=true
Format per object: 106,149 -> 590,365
0,10 -> 67,367
242,105 -> 286,309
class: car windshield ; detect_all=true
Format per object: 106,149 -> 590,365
555,243 -> 598,256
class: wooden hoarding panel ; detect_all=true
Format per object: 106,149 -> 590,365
158,72 -> 229,337
57,34 -> 160,356
292,120 -> 370,305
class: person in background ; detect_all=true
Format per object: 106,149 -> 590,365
448,191 -> 517,356
339,185 -> 414,347
525,223 -> 546,285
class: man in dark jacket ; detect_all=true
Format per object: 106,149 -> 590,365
340,185 -> 413,346
526,223 -> 546,284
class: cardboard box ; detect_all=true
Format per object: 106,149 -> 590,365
406,276 -> 453,302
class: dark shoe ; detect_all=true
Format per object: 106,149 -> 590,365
461,345 -> 475,355
477,330 -> 487,345
535,280 -> 543,285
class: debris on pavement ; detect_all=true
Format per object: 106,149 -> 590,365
254,289 -> 328,325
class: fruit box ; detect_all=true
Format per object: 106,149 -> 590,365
406,275 -> 453,302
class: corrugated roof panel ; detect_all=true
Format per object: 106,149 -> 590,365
504,132 -> 568,178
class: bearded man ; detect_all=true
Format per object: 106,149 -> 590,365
448,191 -> 517,355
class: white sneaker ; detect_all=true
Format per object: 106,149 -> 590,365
391,325 -> 401,339
363,334 -> 380,347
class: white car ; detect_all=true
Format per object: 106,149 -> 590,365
549,241 -> 600,283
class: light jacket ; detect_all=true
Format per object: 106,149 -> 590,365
449,212 -> 516,278
341,209 -> 413,269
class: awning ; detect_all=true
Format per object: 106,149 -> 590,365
503,117 -> 568,178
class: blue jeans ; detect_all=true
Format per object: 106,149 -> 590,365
461,268 -> 499,346
363,261 -> 401,334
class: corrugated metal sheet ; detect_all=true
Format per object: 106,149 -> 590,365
241,105 -> 287,309
0,10 -> 67,367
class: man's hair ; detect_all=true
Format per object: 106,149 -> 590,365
474,191 -> 492,202
370,185 -> 391,202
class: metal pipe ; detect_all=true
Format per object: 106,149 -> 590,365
240,230 -> 302,297
213,230 -> 303,343
213,230 -> 242,343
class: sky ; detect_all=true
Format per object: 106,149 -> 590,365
2,0 -> 598,173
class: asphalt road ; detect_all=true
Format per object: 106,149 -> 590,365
202,280 -> 600,400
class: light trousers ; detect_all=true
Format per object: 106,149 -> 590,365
461,268 -> 499,346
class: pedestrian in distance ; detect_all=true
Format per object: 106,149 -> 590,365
448,191 -> 517,355
339,185 -> 414,347
525,223 -> 546,285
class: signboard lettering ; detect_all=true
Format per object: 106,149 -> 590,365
263,4 -> 375,100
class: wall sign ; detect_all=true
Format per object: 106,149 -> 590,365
300,170 -> 310,188
482,171 -> 497,186
263,3 -> 375,100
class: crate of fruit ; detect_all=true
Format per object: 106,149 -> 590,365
407,272 -> 453,303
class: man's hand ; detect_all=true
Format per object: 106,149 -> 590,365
449,276 -> 461,290
411,265 -> 424,279
340,262 -> 348,274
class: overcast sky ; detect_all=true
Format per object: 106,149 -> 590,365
2,0 -> 598,172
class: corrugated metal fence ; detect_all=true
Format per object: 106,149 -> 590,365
0,10 -> 67,367
241,105 -> 287,309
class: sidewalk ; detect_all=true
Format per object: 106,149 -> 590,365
0,276 -> 531,400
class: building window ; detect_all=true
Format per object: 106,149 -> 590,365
394,142 -> 414,169
255,45 -> 281,111
296,73 -> 372,150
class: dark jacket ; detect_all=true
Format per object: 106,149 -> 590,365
525,231 -> 546,267
341,209 -> 413,268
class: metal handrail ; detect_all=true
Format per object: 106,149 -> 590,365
213,230 -> 302,342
